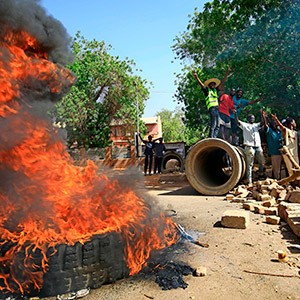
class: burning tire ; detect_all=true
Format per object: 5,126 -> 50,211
162,151 -> 184,173
38,233 -> 129,297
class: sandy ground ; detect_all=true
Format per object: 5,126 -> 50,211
44,173 -> 300,300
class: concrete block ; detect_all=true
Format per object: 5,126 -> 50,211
221,210 -> 250,229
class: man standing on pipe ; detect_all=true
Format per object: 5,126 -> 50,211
219,88 -> 236,142
192,67 -> 231,138
233,109 -> 265,184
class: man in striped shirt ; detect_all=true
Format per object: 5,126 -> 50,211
233,109 -> 265,184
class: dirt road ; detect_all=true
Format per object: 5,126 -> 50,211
45,173 -> 300,300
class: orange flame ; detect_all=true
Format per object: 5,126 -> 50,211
0,30 -> 178,294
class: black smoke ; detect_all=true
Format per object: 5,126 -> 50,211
0,0 -> 73,65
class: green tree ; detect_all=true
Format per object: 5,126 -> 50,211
156,107 -> 206,145
53,32 -> 150,148
173,0 -> 300,129
157,107 -> 185,142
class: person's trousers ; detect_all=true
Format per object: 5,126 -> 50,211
271,155 -> 282,179
244,145 -> 265,183
154,156 -> 163,173
144,154 -> 153,174
208,106 -> 220,138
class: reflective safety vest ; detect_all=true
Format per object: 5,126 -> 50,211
205,88 -> 218,110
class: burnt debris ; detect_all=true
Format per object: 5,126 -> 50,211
151,261 -> 195,290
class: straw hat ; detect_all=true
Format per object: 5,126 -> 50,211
204,78 -> 221,87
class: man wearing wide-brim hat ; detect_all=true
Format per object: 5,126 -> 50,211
192,67 -> 230,138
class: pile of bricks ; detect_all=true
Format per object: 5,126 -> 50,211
221,178 -> 300,236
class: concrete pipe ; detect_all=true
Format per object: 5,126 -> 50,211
185,138 -> 246,195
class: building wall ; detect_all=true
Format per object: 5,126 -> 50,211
108,116 -> 162,161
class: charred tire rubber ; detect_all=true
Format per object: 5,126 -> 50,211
185,138 -> 246,195
39,233 -> 129,297
162,151 -> 185,172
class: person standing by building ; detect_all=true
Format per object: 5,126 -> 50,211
138,133 -> 158,176
262,110 -> 283,179
192,67 -> 231,138
154,137 -> 166,174
218,88 -> 235,142
230,88 -> 263,145
233,109 -> 265,184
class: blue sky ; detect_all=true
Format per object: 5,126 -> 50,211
41,0 -> 206,117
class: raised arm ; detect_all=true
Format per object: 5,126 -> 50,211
220,66 -> 231,88
261,109 -> 268,129
192,71 -> 205,88
138,133 -> 147,144
250,95 -> 264,105
271,114 -> 286,132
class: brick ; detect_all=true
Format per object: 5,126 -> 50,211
243,203 -> 255,211
270,188 -> 279,198
234,186 -> 249,198
268,182 -> 279,190
286,190 -> 300,204
252,190 -> 262,201
264,207 -> 278,216
278,202 -> 300,237
231,197 -> 247,203
261,185 -> 270,191
254,205 -> 265,215
260,194 -> 272,201
278,189 -> 287,200
225,193 -> 235,200
287,216 -> 300,237
266,216 -> 281,225
221,210 -> 250,229
262,198 -> 277,207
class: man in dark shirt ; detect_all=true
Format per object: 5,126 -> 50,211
139,133 -> 158,175
154,137 -> 166,174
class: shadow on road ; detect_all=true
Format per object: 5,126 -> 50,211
157,185 -> 199,196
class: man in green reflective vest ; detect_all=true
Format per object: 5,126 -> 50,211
192,67 -> 230,138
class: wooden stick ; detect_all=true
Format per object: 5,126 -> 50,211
278,170 -> 300,185
244,269 -> 300,278
281,146 -> 300,169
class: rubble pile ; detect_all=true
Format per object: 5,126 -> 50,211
225,178 -> 300,236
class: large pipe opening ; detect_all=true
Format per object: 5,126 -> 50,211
185,138 -> 246,195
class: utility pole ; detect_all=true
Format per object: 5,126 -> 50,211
134,81 -> 140,171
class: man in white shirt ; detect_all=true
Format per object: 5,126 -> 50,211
233,109 -> 265,184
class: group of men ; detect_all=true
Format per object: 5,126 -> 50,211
192,68 -> 261,145
193,69 -> 299,185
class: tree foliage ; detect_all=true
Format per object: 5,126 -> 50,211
173,0 -> 300,131
53,32 -> 150,148
156,107 -> 206,145
156,108 -> 185,142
